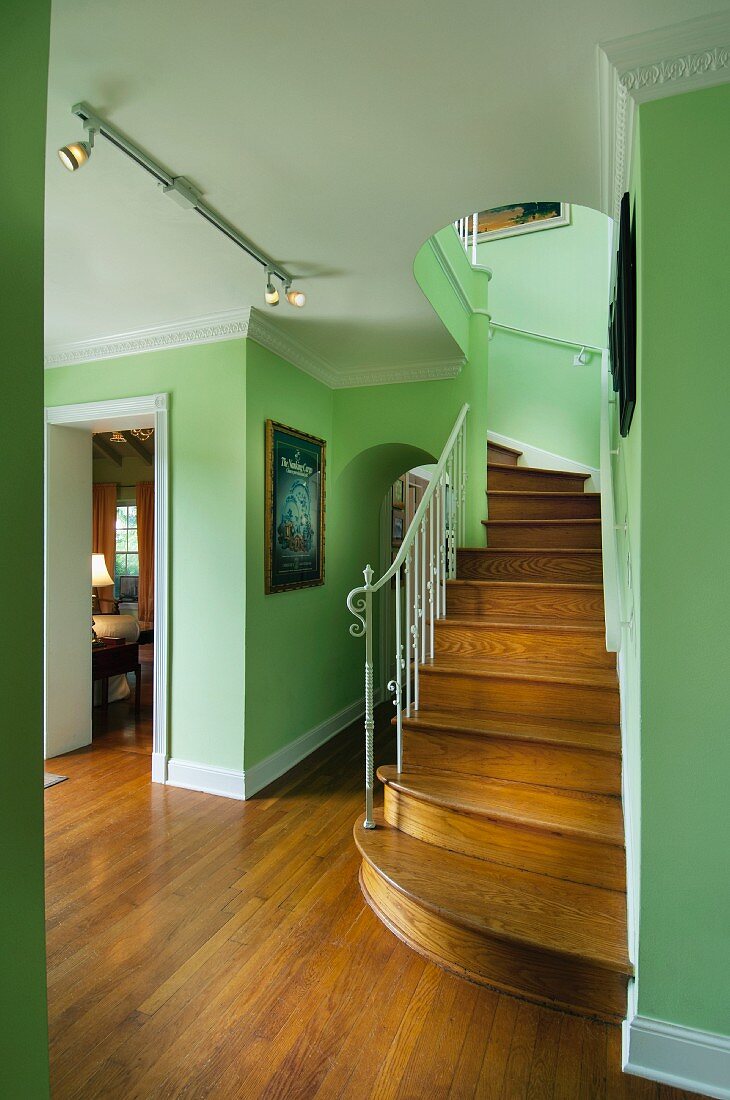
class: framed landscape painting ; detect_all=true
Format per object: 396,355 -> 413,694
476,201 -> 571,242
265,420 -> 326,593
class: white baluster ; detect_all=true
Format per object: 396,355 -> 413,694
394,566 -> 403,771
413,527 -> 420,710
428,500 -> 435,658
471,212 -> 478,264
420,516 -> 427,665
405,547 -> 411,717
362,567 -> 375,828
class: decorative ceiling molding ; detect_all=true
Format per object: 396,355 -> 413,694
44,304 -> 464,389
599,12 -> 730,223
332,357 -> 465,390
44,309 -> 251,369
245,308 -> 339,387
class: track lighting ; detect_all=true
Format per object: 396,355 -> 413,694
59,102 -> 309,309
265,275 -> 280,306
58,138 -> 93,171
285,286 -> 306,308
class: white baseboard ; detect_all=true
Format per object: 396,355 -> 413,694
487,430 -> 600,491
151,752 -> 168,785
166,691 -> 382,802
243,695 -> 374,798
167,758 -> 245,800
624,1008 -> 730,1099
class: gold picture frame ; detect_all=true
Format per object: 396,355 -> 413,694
265,420 -> 326,594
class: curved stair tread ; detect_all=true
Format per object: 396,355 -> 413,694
377,766 -> 624,844
483,518 -> 601,526
487,463 -> 590,480
487,491 -> 601,500
355,812 -> 631,973
435,617 -> 606,635
399,710 -> 620,754
421,656 -> 618,689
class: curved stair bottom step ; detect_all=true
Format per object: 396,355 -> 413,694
359,860 -> 628,1022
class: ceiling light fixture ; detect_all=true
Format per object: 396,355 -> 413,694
59,102 -> 306,307
109,431 -> 126,443
265,272 -> 280,306
285,285 -> 306,308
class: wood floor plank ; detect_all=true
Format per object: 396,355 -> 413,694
45,707 -> 711,1099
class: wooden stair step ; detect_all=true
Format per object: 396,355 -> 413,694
487,491 -> 601,520
378,767 -> 624,845
400,711 -> 620,793
434,617 -> 614,667
487,463 -> 590,493
484,518 -> 602,548
418,657 -> 618,724
457,547 -> 603,584
487,441 -> 522,466
378,766 -> 625,891
446,578 -> 604,621
356,812 -> 631,1018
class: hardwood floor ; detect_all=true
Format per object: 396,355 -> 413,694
45,707 -> 702,1098
91,642 -> 153,755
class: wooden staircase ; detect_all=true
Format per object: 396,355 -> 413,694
355,439 -> 631,1020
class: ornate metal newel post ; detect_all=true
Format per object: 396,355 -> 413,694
347,565 -> 376,828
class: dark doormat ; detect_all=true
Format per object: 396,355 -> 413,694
44,774 -> 68,789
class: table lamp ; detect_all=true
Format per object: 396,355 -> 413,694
92,553 -> 115,640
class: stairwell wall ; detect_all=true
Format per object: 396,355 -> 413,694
628,84 -> 730,1041
0,0 -> 52,1094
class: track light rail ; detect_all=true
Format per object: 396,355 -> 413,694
70,102 -> 294,286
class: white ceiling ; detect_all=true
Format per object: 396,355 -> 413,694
45,0 -> 728,379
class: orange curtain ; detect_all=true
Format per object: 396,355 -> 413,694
92,483 -> 117,613
137,482 -> 155,628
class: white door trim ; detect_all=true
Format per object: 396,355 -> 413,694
45,394 -> 170,782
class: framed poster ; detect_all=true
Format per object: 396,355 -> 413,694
265,420 -> 326,593
392,511 -> 404,546
476,202 -> 571,242
392,475 -> 405,508
608,192 -> 637,437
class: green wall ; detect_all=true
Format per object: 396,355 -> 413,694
631,85 -> 730,1036
0,0 -> 51,1094
478,204 -> 610,348
45,341 -> 247,774
477,204 -> 609,469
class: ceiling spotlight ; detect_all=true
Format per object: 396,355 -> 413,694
58,140 -> 92,172
109,431 -> 126,444
265,274 -> 280,306
285,285 -> 306,308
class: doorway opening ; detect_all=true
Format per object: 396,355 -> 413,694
44,394 -> 169,782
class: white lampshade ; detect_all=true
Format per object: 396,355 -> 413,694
91,553 -> 114,588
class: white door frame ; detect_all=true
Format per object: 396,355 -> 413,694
45,394 -> 169,783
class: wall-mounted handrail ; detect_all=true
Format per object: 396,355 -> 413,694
490,320 -> 604,355
600,349 -> 621,652
346,403 -> 469,828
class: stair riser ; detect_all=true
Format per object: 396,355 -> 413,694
419,669 -> 619,724
486,522 -> 602,548
488,467 -> 589,493
447,582 -> 604,621
434,621 -> 614,667
488,494 -> 601,520
402,728 -> 621,794
361,862 -> 627,1020
383,786 -> 626,892
487,443 -> 519,466
457,550 -> 603,585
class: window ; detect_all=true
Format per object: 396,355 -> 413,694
115,504 -> 139,598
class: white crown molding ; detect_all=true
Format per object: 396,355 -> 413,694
333,357 -> 465,389
245,307 -> 339,387
624,1010 -> 730,1099
599,12 -> 730,222
44,308 -> 252,369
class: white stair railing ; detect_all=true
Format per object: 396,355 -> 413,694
347,404 -> 469,828
455,213 -> 479,264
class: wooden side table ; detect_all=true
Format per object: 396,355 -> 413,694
92,639 -> 141,714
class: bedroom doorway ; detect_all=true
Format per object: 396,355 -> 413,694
44,394 -> 169,783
